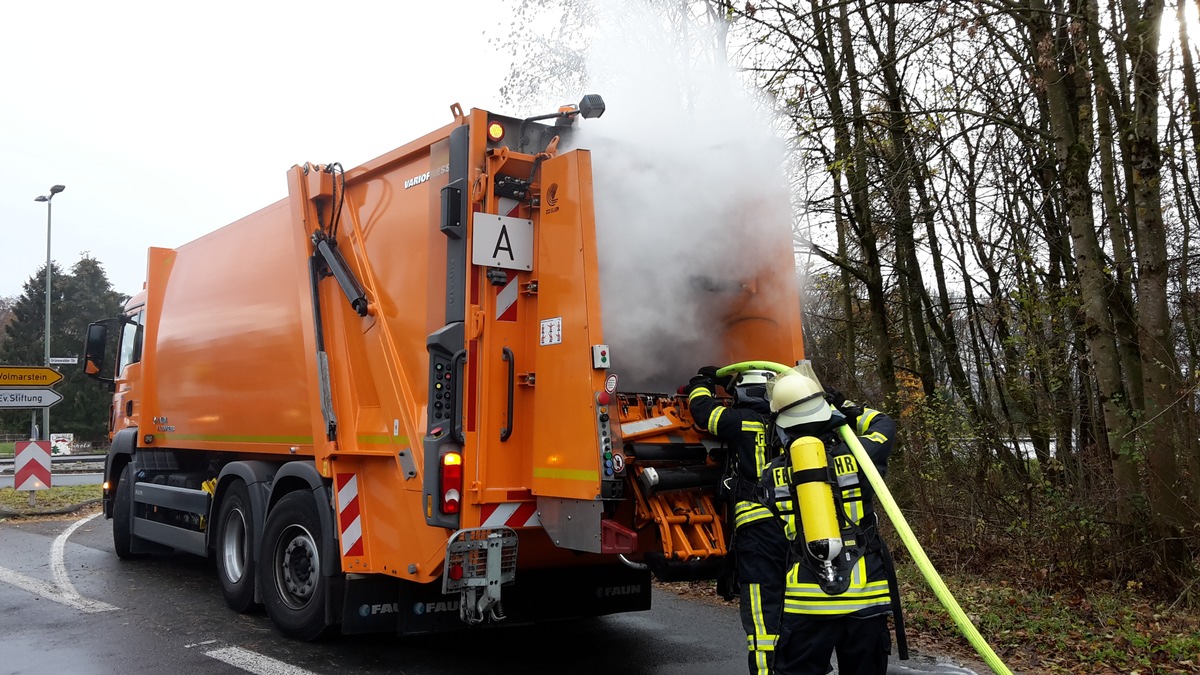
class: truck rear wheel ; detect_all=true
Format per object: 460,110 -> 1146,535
216,480 -> 257,612
112,464 -> 140,559
259,490 -> 331,640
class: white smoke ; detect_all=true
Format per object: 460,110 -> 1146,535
571,2 -> 793,392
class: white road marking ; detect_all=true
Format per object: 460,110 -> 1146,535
0,564 -> 116,613
0,511 -> 118,613
203,646 -> 320,675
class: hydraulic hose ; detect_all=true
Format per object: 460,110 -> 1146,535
718,361 -> 1013,674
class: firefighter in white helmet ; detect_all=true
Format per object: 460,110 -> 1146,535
758,362 -> 905,675
685,366 -> 789,675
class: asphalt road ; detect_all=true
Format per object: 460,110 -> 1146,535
0,511 -> 984,675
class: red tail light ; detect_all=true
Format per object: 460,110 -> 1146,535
441,451 -> 463,514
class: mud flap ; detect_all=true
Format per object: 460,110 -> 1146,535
339,565 -> 652,636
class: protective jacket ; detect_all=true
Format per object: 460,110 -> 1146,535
688,384 -> 788,675
759,407 -> 896,618
687,384 -> 778,529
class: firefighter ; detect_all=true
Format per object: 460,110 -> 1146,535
685,366 -> 790,675
760,366 -> 903,675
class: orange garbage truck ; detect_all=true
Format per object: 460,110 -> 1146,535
83,95 -> 806,639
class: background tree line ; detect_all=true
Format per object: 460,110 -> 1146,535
499,0 -> 1200,595
0,256 -> 127,443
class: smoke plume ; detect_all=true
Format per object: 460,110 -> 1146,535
572,2 -> 793,392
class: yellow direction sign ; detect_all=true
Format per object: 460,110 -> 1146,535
0,366 -> 63,387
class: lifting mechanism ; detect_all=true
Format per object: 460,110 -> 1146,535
616,393 -> 729,581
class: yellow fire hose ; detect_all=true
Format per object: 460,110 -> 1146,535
717,362 -> 1013,674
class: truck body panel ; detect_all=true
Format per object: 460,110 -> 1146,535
86,100 -> 805,636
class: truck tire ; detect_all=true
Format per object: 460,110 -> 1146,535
259,490 -> 332,640
112,464 -> 139,559
216,480 -> 257,612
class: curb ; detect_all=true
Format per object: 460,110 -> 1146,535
0,498 -> 102,519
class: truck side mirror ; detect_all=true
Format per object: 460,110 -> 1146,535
84,320 -> 115,388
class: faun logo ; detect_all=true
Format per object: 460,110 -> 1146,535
413,600 -> 460,615
596,584 -> 642,599
546,183 -> 559,206
359,602 -> 400,617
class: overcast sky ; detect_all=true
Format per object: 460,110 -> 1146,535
1,0 -> 511,299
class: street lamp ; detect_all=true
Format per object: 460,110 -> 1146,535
34,184 -> 65,443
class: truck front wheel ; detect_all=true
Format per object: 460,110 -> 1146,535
112,464 -> 140,559
259,490 -> 331,640
216,480 -> 257,612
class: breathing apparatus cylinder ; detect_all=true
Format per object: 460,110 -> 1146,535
789,435 -> 842,563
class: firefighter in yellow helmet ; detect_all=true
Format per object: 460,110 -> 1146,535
685,366 -> 789,675
758,363 -> 905,675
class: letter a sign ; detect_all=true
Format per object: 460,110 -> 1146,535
472,214 -> 533,271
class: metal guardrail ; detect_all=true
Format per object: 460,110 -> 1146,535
0,453 -> 106,473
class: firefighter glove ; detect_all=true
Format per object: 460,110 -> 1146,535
685,374 -> 716,396
825,388 -> 864,421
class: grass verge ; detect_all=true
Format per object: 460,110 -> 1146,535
0,485 -> 101,515
896,563 -> 1200,674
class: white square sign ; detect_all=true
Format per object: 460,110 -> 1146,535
472,214 -> 533,271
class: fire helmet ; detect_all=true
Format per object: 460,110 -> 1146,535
768,363 -> 830,430
731,369 -> 775,408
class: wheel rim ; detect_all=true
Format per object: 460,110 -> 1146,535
221,506 -> 248,583
273,524 -> 319,610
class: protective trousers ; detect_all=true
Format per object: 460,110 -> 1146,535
774,614 -> 890,675
736,516 -> 791,674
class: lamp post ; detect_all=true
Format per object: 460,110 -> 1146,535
34,184 -> 65,443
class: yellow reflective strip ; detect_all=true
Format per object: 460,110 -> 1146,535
741,420 -> 767,477
734,499 -> 767,514
787,581 -> 890,598
357,434 -> 409,446
783,597 -> 892,614
735,502 -> 772,516
750,583 -> 767,641
688,387 -> 714,402
736,510 -> 775,528
164,433 -> 313,444
533,467 -> 599,481
864,431 -> 888,444
859,410 -> 880,434
708,406 -> 725,435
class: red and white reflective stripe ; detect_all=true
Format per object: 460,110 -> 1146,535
494,197 -> 522,322
495,271 -> 518,321
14,441 -> 52,491
480,502 -> 541,528
335,473 -> 364,557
